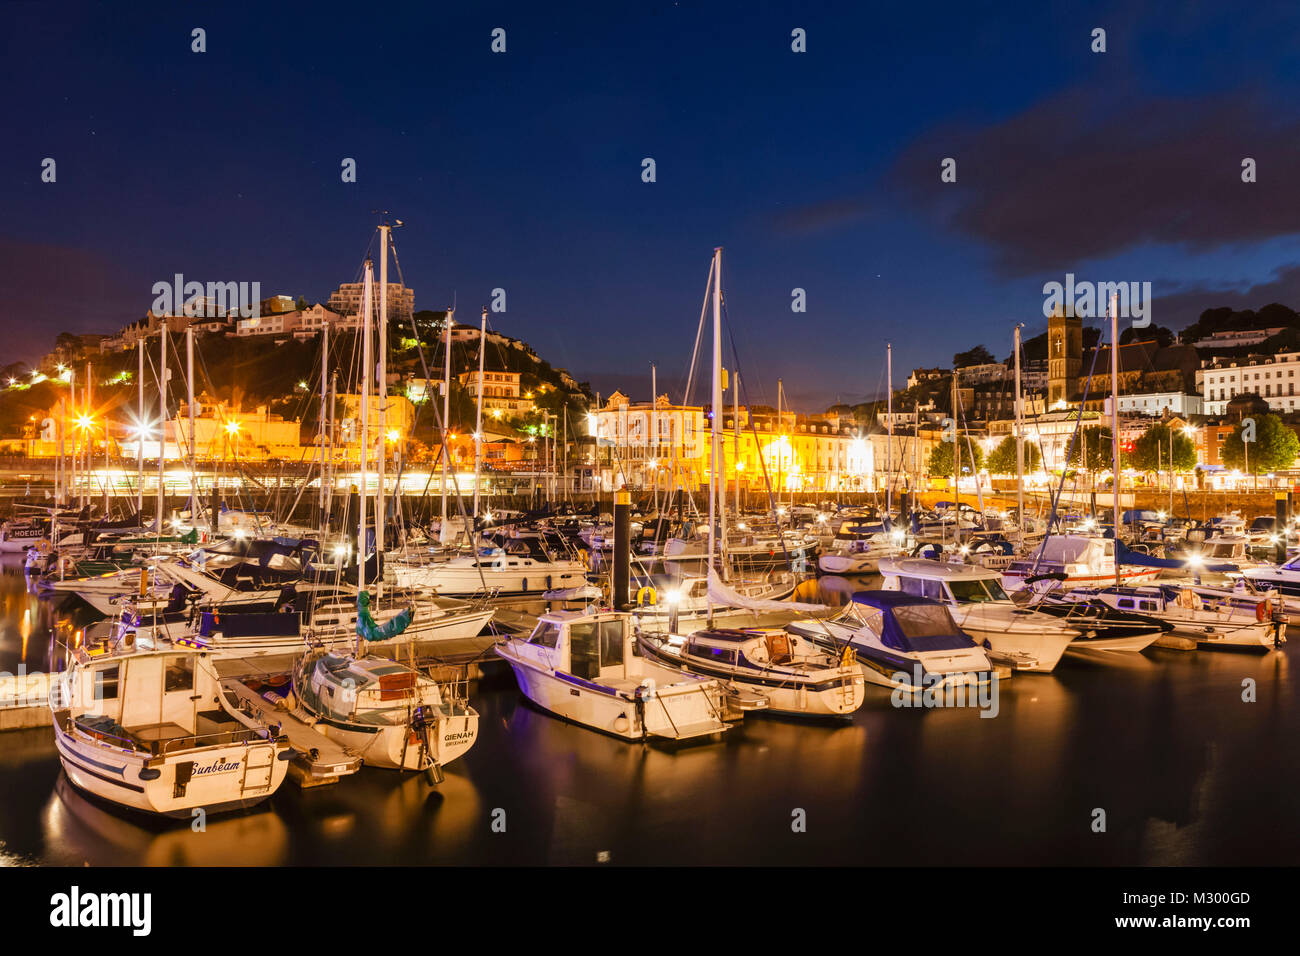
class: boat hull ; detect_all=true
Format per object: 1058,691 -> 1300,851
53,724 -> 287,818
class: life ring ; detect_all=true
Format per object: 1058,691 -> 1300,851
1256,597 -> 1273,623
636,585 -> 658,607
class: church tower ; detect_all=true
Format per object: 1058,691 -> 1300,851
1047,308 -> 1082,405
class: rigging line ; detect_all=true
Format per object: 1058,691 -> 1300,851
1029,323 -> 1108,575
722,301 -> 797,578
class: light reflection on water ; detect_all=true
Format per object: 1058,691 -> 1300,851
1,559 -> 1297,865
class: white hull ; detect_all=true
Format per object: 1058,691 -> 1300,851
393,563 -> 587,596
53,723 -> 287,818
498,648 -> 728,740
314,711 -> 479,770
949,607 -> 1075,673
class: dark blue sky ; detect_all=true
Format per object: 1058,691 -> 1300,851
6,1 -> 1300,409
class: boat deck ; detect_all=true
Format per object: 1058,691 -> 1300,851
217,656 -> 361,788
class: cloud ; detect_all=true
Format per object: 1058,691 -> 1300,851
893,88 -> 1300,275
1152,261 -> 1300,330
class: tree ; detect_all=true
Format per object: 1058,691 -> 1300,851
1129,423 -> 1196,474
1119,324 -> 1175,348
985,436 -> 1041,475
953,345 -> 994,367
1067,426 -> 1121,472
1221,414 -> 1300,474
928,439 -> 983,478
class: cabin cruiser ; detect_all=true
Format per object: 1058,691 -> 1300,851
787,591 -> 993,693
292,650 -> 478,774
391,535 -> 587,596
638,627 -> 863,716
495,609 -> 736,740
1018,586 -> 1170,652
1242,552 -> 1300,598
1001,535 -> 1162,591
1057,584 -> 1281,651
49,630 -> 292,817
817,521 -> 911,575
877,556 -> 1076,672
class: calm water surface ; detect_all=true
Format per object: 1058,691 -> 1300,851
1,558 -> 1295,866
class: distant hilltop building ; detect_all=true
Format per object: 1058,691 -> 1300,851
327,281 -> 413,321
1191,328 -> 1285,350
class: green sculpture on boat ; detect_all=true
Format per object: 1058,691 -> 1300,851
355,591 -> 414,642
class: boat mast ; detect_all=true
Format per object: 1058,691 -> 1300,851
708,247 -> 723,623
473,307 -> 486,521
733,369 -> 741,521
777,378 -> 783,518
651,361 -> 658,515
1014,323 -> 1025,551
951,371 -> 959,547
440,307 -> 453,542
68,368 -> 76,508
186,325 -> 197,524
319,319 -> 329,525
137,339 -> 144,518
887,343 -> 893,516
359,258 -> 374,590
377,225 -> 389,560
157,326 -> 167,532
1109,292 -> 1121,586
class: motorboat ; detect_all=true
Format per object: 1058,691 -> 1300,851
292,650 -> 478,774
495,609 -> 737,740
1001,534 -> 1162,591
638,626 -> 864,716
787,590 -> 993,693
391,537 -> 587,596
1018,587 -> 1170,652
1243,552 -> 1300,598
877,556 -> 1076,672
49,629 -> 292,817
1058,584 -> 1281,651
817,523 -> 911,575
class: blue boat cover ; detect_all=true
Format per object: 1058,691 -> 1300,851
849,591 -> 976,653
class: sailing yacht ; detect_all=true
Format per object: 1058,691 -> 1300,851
293,650 -> 479,771
391,535 -> 588,596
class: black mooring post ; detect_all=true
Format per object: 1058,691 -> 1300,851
1277,492 -> 1289,565
614,489 -> 631,610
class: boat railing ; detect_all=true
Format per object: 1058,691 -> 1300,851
160,726 -> 267,755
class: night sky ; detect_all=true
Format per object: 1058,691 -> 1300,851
5,1 -> 1300,410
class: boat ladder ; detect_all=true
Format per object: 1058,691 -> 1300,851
240,743 -> 276,795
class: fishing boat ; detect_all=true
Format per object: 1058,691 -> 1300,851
49,631 -> 292,818
495,609 -> 736,740
787,591 -> 994,693
1057,584 -> 1280,651
638,626 -> 864,716
293,650 -> 478,775
877,556 -> 1076,672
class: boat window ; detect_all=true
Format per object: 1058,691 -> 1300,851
164,656 -> 194,693
892,604 -> 958,639
948,579 -> 1005,603
1118,598 -> 1134,609
898,576 -> 944,601
528,622 -> 561,648
95,665 -> 120,702
569,621 -> 601,680
599,619 -> 624,669
687,642 -> 736,665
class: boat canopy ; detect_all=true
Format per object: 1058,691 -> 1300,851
849,591 -> 975,653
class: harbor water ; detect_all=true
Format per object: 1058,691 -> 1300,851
1,557 -> 1295,866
